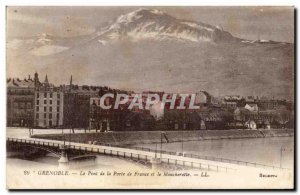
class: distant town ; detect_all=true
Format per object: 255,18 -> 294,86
7,72 -> 294,131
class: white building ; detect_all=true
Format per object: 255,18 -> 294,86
245,103 -> 259,112
33,73 -> 64,128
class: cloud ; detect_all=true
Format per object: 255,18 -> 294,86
7,11 -> 48,25
6,7 -> 96,37
30,45 -> 69,56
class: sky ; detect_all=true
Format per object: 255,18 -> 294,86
7,6 -> 294,43
5,6 -> 294,99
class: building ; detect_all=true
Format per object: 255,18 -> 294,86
62,76 -> 126,130
244,103 -> 259,112
33,73 -> 64,128
194,91 -> 212,105
63,82 -> 99,130
197,106 -> 233,130
234,107 -> 250,122
7,77 -> 35,127
222,95 -> 245,111
245,120 -> 257,130
89,93 -> 126,131
233,105 -> 292,129
256,97 -> 285,111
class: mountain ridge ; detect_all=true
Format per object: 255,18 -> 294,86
95,8 -> 241,43
6,8 -> 294,100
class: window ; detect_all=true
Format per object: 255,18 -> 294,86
50,100 -> 52,105
57,113 -> 59,119
36,107 -> 39,112
36,113 -> 39,119
50,93 -> 53,98
57,93 -> 60,98
57,100 -> 60,105
49,113 -> 52,119
44,92 -> 47,98
49,120 -> 52,127
36,100 -> 39,105
27,103 -> 32,109
19,103 -> 25,109
44,107 -> 47,112
44,113 -> 46,119
49,107 -> 52,112
57,107 -> 60,112
44,99 -> 47,104
36,93 -> 39,98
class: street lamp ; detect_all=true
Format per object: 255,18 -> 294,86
280,146 -> 285,168
160,132 -> 162,159
181,131 -> 184,156
62,128 -> 65,146
69,127 -> 71,147
155,143 -> 158,159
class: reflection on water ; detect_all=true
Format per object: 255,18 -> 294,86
134,137 -> 294,169
7,153 -> 146,171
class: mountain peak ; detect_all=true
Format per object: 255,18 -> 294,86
37,33 -> 54,44
111,8 -> 172,29
117,8 -> 168,21
97,8 -> 236,43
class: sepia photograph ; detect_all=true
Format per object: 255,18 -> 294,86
5,6 -> 295,189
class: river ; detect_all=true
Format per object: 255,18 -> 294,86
6,128 -> 294,170
133,137 -> 294,169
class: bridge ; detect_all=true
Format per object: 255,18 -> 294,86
6,136 -> 287,173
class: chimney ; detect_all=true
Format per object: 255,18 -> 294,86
70,75 -> 73,86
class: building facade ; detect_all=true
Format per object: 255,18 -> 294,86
7,77 -> 35,127
33,73 -> 64,128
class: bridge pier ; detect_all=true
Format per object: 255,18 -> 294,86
150,157 -> 163,170
58,145 -> 69,169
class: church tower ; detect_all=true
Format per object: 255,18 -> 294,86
44,74 -> 49,84
34,71 -> 40,88
43,74 -> 50,88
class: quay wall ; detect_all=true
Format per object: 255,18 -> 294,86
32,129 -> 294,146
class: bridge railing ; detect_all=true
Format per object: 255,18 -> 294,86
7,137 -> 61,148
50,141 -> 234,172
117,145 -> 290,171
7,137 -> 234,173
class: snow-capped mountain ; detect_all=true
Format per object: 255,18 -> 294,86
36,33 -> 55,44
7,32 -> 92,56
96,8 -> 237,43
6,8 -> 294,99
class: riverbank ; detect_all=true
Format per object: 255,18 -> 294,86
31,129 -> 294,146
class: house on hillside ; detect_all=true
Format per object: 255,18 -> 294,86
222,95 -> 245,111
245,103 -> 259,112
245,120 -> 257,129
197,106 -> 233,130
234,107 -> 250,121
